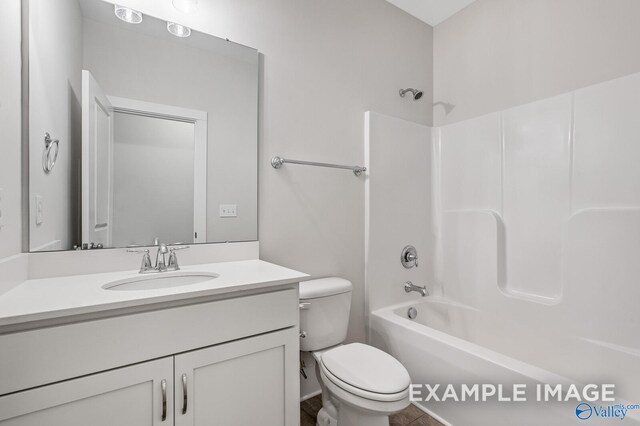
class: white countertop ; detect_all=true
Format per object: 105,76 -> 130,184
0,260 -> 308,330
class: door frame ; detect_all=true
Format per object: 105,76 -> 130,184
108,96 -> 208,244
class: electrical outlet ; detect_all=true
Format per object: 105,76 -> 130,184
0,188 -> 4,230
36,195 -> 44,225
219,204 -> 237,218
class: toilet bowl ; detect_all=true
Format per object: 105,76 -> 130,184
300,278 -> 411,426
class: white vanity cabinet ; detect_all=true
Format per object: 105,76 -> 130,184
0,358 -> 174,426
175,329 -> 299,426
0,286 -> 301,426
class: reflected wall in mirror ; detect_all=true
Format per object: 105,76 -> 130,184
28,0 -> 258,252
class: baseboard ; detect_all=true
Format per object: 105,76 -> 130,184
300,389 -> 322,402
411,402 -> 453,426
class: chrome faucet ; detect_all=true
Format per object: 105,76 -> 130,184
404,281 -> 428,297
155,243 -> 170,272
128,241 -> 190,274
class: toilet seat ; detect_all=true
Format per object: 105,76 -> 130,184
318,365 -> 411,419
319,343 -> 411,402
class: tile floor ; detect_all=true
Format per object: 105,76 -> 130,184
300,395 -> 444,426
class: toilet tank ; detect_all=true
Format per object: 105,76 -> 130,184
299,278 -> 353,352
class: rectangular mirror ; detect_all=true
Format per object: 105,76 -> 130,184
27,0 -> 258,252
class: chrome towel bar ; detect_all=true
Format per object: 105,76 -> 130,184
271,156 -> 366,177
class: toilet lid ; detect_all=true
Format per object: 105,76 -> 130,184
321,343 -> 411,395
299,277 -> 352,300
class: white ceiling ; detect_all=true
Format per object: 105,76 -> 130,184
385,0 -> 478,26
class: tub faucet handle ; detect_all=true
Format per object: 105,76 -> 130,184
401,245 -> 418,268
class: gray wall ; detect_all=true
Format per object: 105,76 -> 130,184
28,0 -> 83,251
0,0 -> 23,259
433,0 -> 640,125
106,0 -> 434,345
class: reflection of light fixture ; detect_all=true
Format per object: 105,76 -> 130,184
167,22 -> 191,38
114,5 -> 143,24
172,0 -> 198,13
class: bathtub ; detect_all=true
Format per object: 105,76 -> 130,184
370,298 -> 640,426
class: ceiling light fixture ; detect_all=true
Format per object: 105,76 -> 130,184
114,5 -> 143,24
167,22 -> 192,38
172,0 -> 198,13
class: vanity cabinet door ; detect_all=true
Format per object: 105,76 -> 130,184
0,358 -> 173,426
174,328 -> 299,426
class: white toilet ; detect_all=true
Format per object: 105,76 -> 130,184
300,277 -> 411,426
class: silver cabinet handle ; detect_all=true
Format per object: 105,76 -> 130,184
161,379 -> 167,422
182,374 -> 188,415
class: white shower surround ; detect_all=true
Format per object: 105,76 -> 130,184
365,71 -> 640,424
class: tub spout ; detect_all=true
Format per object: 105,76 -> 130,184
404,281 -> 428,297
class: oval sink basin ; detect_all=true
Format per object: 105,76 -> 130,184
103,272 -> 218,291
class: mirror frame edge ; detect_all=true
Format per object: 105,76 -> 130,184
20,0 -> 30,254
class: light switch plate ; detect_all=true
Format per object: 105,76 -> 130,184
219,204 -> 237,218
36,195 -> 44,225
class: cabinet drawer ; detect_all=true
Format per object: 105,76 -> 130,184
0,288 -> 298,396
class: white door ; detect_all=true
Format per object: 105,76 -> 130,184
107,96 -> 208,245
174,329 -> 299,426
82,70 -> 114,247
0,358 -> 174,426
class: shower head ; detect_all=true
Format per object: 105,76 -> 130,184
399,88 -> 423,100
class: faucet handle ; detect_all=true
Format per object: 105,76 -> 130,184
168,246 -> 189,271
127,249 -> 153,273
141,251 -> 153,272
127,248 -> 150,253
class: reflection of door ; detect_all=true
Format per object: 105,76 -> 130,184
108,96 -> 208,245
82,70 -> 114,247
